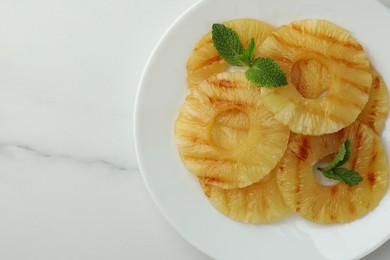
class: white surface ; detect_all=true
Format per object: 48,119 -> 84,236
0,0 -> 388,259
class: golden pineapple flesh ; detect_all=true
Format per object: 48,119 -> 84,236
187,19 -> 274,89
259,19 -> 372,135
174,72 -> 290,189
200,169 -> 290,224
357,69 -> 389,134
276,121 -> 388,224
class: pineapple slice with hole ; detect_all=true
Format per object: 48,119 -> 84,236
290,60 -> 389,134
276,121 -> 388,224
200,169 -> 290,224
187,19 -> 274,89
260,19 -> 372,135
175,72 -> 290,189
357,69 -> 389,134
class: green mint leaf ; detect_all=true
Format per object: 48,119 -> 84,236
239,38 -> 256,66
245,57 -> 288,87
337,140 -> 351,166
320,140 -> 362,186
332,167 -> 363,186
211,24 -> 247,66
322,170 -> 343,181
322,140 -> 351,172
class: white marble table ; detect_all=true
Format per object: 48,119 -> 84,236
0,0 -> 389,259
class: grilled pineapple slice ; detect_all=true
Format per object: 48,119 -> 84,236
187,19 -> 274,88
260,19 -> 372,135
358,70 -> 389,134
200,169 -> 290,224
175,72 -> 290,189
277,121 -> 388,224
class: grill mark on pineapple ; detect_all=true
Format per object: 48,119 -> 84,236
295,160 -> 302,213
296,138 -> 310,161
189,136 -> 210,146
339,78 -> 371,95
367,172 -> 377,187
329,55 -> 370,72
372,75 -> 383,91
330,186 -> 338,196
327,94 -> 364,111
335,128 -> 346,141
201,56 -> 223,67
270,34 -> 368,71
295,185 -> 301,194
187,156 -> 237,164
208,97 -> 256,110
366,120 -> 376,131
203,176 -> 224,185
371,151 -> 378,163
289,23 -> 363,51
370,109 -> 380,117
330,214 -> 337,222
210,79 -> 237,88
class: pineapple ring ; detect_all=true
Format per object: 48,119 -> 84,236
175,72 -> 290,189
187,18 -> 274,88
260,19 -> 372,135
200,170 -> 290,224
276,121 -> 388,224
357,69 -> 389,134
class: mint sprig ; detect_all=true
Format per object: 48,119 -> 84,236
211,23 -> 287,88
319,140 -> 363,186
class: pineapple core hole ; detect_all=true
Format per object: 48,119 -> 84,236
313,153 -> 340,186
210,108 -> 250,150
291,59 -> 331,99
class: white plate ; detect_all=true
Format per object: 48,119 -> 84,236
134,0 -> 390,259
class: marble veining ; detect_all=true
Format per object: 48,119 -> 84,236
0,142 -> 132,172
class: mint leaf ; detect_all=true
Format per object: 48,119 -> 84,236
337,140 -> 351,166
322,140 -> 351,172
322,168 -> 363,186
322,170 -> 343,181
332,167 -> 363,186
245,57 -> 288,87
239,38 -> 256,66
212,24 -> 247,66
319,140 -> 362,186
